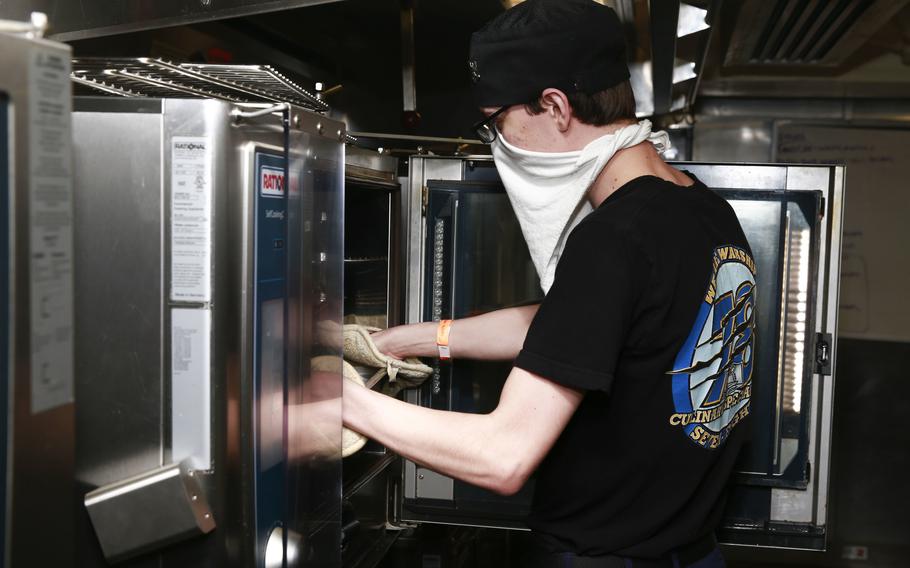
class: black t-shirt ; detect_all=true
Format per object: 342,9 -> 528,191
514,173 -> 756,559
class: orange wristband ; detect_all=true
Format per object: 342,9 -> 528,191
436,319 -> 453,361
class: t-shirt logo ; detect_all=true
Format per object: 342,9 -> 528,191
668,245 -> 756,449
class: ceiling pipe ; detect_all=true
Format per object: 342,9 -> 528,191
400,0 -> 421,129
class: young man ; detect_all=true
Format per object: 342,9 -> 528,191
342,1 -> 756,566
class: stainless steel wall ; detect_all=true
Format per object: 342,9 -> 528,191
693,98 -> 910,163
73,108 -> 165,491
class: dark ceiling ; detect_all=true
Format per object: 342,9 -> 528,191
67,0 -> 910,139
72,0 -> 504,138
228,0 -> 504,136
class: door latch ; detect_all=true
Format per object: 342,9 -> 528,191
814,333 -> 832,375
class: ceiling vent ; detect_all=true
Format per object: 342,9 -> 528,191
725,0 -> 908,67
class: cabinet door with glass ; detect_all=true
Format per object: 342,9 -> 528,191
400,157 -> 843,550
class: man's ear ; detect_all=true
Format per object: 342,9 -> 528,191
539,88 -> 572,133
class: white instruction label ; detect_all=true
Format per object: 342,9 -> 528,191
171,308 -> 212,470
170,136 -> 212,303
28,47 -> 74,414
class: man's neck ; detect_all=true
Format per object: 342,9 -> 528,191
586,141 -> 693,208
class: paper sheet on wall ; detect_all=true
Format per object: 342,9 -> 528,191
170,136 -> 212,303
171,308 -> 211,471
28,47 -> 74,414
777,125 -> 910,343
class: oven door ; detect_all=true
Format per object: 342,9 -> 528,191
400,158 -> 843,550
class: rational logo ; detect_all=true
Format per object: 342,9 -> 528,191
260,166 -> 285,198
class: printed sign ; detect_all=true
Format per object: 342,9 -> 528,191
259,166 -> 285,198
28,47 -> 74,414
171,308 -> 212,471
170,136 -> 212,303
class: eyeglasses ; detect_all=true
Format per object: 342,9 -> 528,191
472,105 -> 510,144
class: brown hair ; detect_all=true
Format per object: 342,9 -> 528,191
525,79 -> 637,126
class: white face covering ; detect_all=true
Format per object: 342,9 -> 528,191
491,119 -> 670,294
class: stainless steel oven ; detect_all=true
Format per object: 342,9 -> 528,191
398,157 -> 844,551
0,30 -> 76,568
71,97 -> 345,567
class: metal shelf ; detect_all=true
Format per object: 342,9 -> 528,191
70,57 -> 328,112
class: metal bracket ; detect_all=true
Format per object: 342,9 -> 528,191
814,332 -> 833,375
231,102 -> 289,123
400,0 -> 417,113
84,461 -> 215,563
421,185 -> 429,217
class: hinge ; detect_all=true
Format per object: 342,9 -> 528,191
814,332 -> 832,375
421,185 -> 428,216
385,520 -> 418,531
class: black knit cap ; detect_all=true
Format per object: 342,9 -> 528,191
469,0 -> 629,108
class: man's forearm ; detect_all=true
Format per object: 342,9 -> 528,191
343,380 -> 512,492
342,364 -> 584,496
372,303 -> 540,361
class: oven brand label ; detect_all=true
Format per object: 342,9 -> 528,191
260,166 -> 285,198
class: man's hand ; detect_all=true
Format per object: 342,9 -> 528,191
369,303 -> 541,362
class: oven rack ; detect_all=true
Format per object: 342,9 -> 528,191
71,57 -> 329,112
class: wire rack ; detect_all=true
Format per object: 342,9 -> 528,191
70,57 -> 329,112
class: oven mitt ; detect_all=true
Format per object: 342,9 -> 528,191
354,365 -> 425,398
342,324 -> 433,389
311,355 -> 368,458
